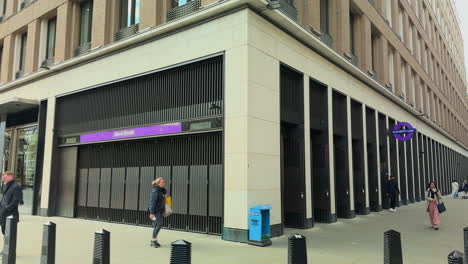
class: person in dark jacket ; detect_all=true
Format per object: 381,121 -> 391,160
0,171 -> 22,235
148,177 -> 166,248
386,175 -> 400,212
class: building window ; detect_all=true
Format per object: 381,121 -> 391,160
386,0 -> 392,26
410,70 -> 415,105
173,0 -> 192,7
19,33 -> 27,73
320,0 -> 329,34
120,0 -> 140,29
45,17 -> 57,60
79,0 -> 93,45
371,33 -> 378,73
0,46 -> 3,76
1,0 -> 6,16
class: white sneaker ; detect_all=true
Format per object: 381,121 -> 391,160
394,209 -> 397,212
389,208 -> 395,212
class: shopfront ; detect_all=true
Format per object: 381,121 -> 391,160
0,99 -> 40,215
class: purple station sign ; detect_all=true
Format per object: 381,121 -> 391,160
80,123 -> 183,143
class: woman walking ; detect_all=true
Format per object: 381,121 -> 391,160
426,182 -> 441,230
148,177 -> 167,248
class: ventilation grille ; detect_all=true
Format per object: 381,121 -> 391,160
75,42 -> 91,57
278,0 -> 298,21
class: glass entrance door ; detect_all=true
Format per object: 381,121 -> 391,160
15,125 -> 38,215
2,130 -> 11,172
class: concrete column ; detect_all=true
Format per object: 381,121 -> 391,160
25,19 -> 41,74
362,104 -> 370,210
40,96 -> 56,214
375,111 -> 382,206
91,0 -> 114,48
223,44 -> 281,241
361,16 -> 372,73
4,0 -> 18,18
405,65 -> 413,106
394,53 -> 402,97
0,35 -> 15,83
415,134 -> 422,200
403,141 -> 408,203
347,96 -> 355,211
301,0 -> 320,32
402,12 -> 410,48
376,35 -> 389,84
304,76 -> 313,221
410,139 -> 415,202
386,116 -> 391,180
55,1 -> 73,62
391,0 -> 399,35
395,133 -> 401,202
139,0 -> 164,30
328,85 -> 336,216
334,0 -> 350,55
0,113 -> 6,172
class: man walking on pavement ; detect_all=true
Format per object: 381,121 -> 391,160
0,171 -> 22,235
387,175 -> 400,212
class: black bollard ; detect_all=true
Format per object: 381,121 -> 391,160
170,240 -> 192,264
384,230 -> 403,264
464,227 -> 468,264
447,250 -> 464,264
92,229 -> 110,264
41,222 -> 56,264
2,216 -> 18,264
288,234 -> 307,264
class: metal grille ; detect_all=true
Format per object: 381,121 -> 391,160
74,42 -> 91,57
167,0 -> 201,21
56,56 -> 223,136
76,132 -> 223,235
320,32 -> 334,48
114,24 -> 139,42
278,0 -> 298,21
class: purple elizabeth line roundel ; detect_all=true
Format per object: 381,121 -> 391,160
392,122 -> 416,141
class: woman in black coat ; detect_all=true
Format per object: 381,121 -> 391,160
148,177 -> 166,248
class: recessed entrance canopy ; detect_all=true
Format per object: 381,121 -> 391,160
0,97 -> 39,115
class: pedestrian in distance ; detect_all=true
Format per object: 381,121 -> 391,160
426,182 -> 442,230
462,180 -> 468,199
148,177 -> 167,248
386,175 -> 400,212
0,171 -> 22,235
451,180 -> 459,199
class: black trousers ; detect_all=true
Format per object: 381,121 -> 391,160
389,196 -> 397,209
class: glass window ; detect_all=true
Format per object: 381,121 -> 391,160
15,126 -> 38,215
79,0 -> 93,45
120,0 -> 140,29
173,0 -> 192,7
46,17 -> 57,60
1,0 -> 6,16
19,33 -> 27,72
320,0 -> 329,34
388,49 -> 394,90
401,63 -> 406,100
386,0 -> 392,26
2,130 -> 11,172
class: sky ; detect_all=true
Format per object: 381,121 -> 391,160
454,0 -> 468,90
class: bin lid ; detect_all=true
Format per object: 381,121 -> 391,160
250,204 -> 272,211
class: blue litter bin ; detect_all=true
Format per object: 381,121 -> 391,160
248,204 -> 272,247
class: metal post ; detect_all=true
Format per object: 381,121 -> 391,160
2,216 -> 18,264
170,240 -> 192,264
448,250 -> 464,264
464,227 -> 468,264
384,230 -> 403,264
41,222 -> 56,264
288,234 -> 307,264
92,229 -> 110,264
